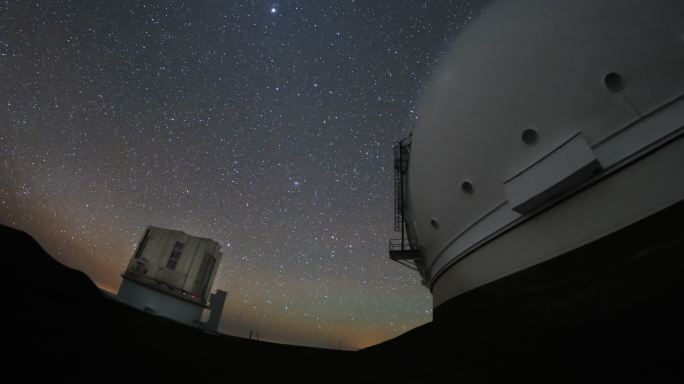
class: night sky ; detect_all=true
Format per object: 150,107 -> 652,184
1,0 -> 486,349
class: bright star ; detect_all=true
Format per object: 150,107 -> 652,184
271,7 -> 277,14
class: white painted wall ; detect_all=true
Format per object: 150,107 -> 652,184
123,226 -> 222,303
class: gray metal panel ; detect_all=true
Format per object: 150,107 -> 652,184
504,134 -> 601,214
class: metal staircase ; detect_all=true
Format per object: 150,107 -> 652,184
389,135 -> 423,270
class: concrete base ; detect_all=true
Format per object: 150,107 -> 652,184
117,279 -> 205,327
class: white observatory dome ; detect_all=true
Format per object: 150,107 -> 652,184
403,0 -> 684,307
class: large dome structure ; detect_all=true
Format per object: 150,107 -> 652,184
392,0 -> 684,309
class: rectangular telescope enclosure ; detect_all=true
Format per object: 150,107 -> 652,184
117,227 -> 223,327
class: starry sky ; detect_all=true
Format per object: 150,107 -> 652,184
0,0 -> 486,349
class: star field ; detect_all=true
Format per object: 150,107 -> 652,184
0,0 -> 485,349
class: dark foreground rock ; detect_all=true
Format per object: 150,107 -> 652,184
5,212 -> 684,382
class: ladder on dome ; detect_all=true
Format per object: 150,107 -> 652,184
389,135 -> 422,270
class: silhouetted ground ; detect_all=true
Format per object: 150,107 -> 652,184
4,225 -> 353,381
5,199 -> 684,382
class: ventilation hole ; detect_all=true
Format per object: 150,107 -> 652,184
521,128 -> 538,145
604,72 -> 624,92
430,218 -> 439,230
461,181 -> 474,195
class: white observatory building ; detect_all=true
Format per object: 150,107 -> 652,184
390,0 -> 684,316
117,226 -> 227,332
